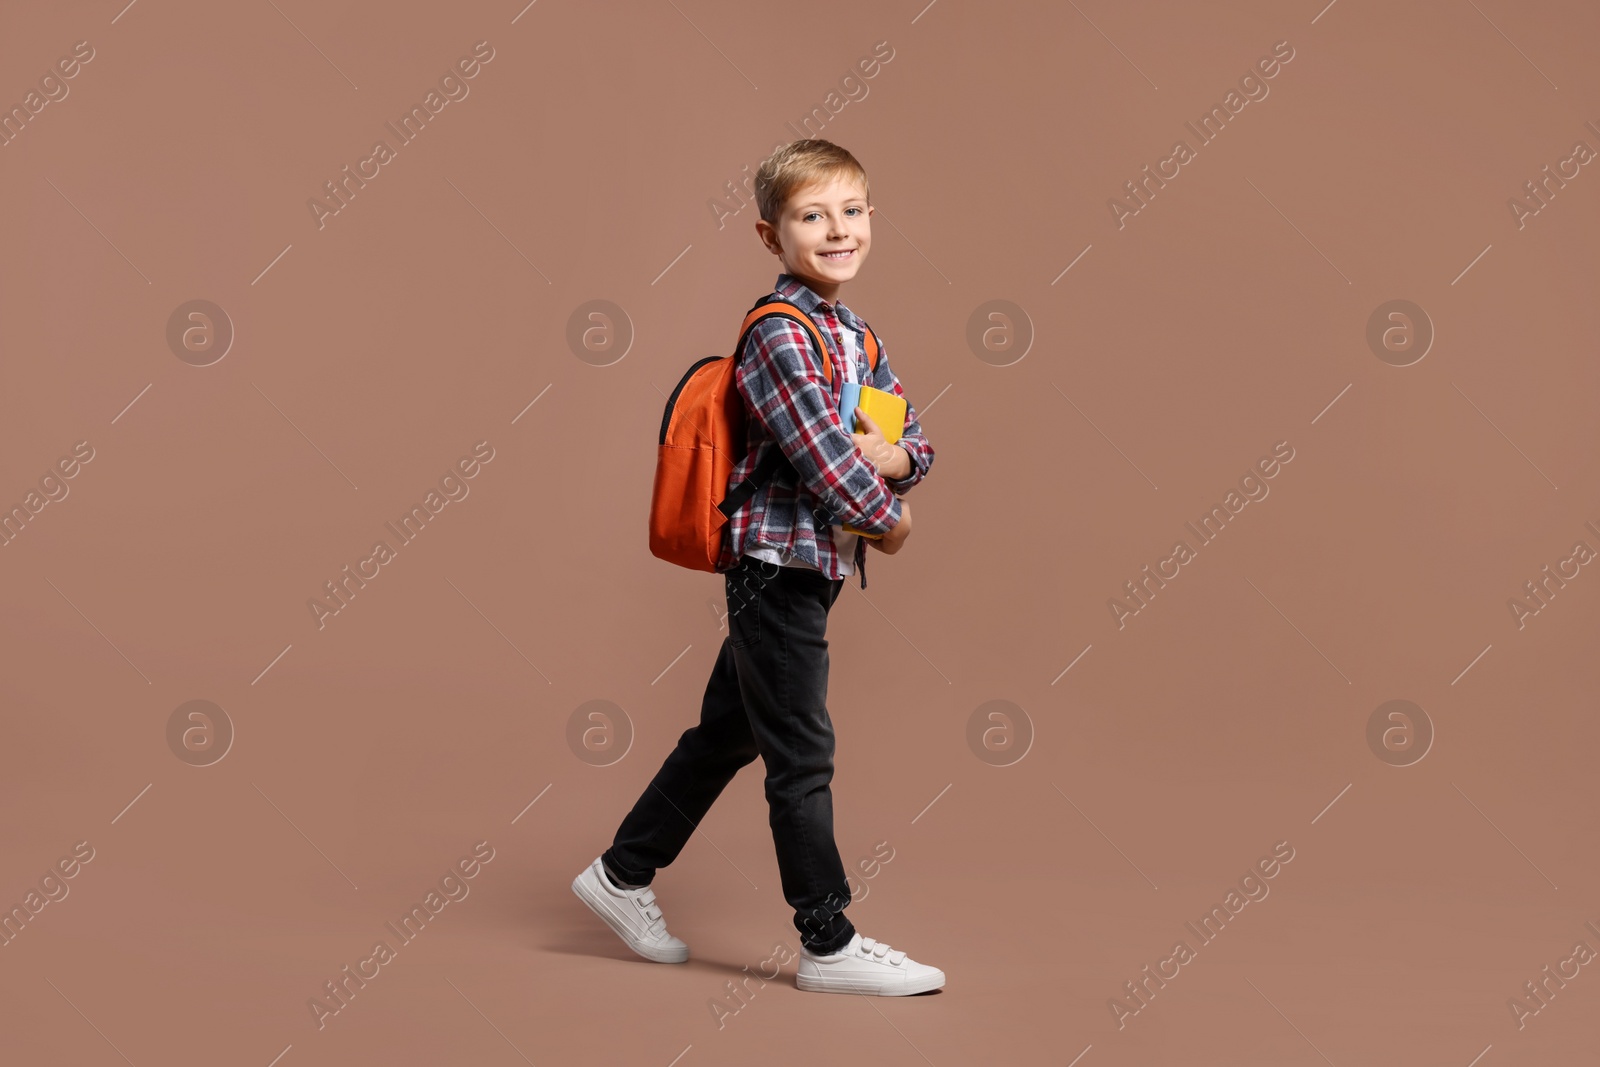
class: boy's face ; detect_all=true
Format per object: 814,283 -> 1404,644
756,174 -> 872,303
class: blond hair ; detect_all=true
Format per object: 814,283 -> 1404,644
754,139 -> 871,225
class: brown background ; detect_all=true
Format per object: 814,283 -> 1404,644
3,0 -> 1599,1064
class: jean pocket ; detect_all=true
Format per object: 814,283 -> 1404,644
726,560 -> 777,649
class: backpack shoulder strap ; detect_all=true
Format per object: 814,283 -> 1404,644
717,437 -> 786,519
735,296 -> 836,383
717,297 -> 833,521
860,322 -> 880,373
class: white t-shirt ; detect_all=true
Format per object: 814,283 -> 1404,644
745,325 -> 862,575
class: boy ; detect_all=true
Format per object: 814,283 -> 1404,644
572,139 -> 942,996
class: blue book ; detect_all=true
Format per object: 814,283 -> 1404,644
837,382 -> 864,431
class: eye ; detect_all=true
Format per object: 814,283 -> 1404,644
803,207 -> 865,222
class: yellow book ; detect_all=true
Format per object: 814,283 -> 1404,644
838,382 -> 908,539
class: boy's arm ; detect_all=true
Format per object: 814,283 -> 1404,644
867,331 -> 935,496
736,317 -> 902,537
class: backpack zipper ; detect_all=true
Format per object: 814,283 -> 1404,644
661,355 -> 722,445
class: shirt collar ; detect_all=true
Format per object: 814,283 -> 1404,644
775,272 -> 862,332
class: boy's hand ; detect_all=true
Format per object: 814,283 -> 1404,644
868,497 -> 911,555
851,409 -> 911,481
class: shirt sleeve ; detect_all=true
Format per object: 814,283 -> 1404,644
736,315 -> 902,536
865,329 -> 935,496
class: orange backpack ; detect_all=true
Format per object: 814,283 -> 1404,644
649,293 -> 880,572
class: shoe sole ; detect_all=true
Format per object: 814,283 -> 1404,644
795,969 -> 946,996
570,869 -> 689,964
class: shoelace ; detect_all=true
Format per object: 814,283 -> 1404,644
855,937 -> 907,966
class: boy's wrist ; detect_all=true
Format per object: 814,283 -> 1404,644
889,444 -> 914,482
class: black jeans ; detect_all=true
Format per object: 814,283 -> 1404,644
602,556 -> 857,954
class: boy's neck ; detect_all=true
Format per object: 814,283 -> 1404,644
788,270 -> 843,306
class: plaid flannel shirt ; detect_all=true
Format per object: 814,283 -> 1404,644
716,272 -> 935,589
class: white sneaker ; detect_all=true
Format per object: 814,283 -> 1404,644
796,933 -> 945,995
570,856 -> 689,964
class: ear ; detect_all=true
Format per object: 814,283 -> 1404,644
754,219 -> 781,255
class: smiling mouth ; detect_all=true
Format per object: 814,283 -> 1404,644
819,249 -> 856,261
